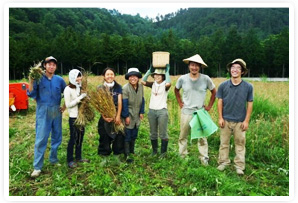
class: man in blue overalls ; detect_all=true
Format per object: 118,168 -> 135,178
27,56 -> 66,178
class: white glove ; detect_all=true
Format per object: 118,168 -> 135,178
80,93 -> 87,99
76,93 -> 87,103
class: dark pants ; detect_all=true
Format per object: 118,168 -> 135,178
97,117 -> 124,156
67,118 -> 84,163
124,127 -> 139,142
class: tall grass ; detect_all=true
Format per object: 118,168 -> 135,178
8,77 -> 289,196
251,94 -> 289,119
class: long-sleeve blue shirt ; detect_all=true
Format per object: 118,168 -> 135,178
27,74 -> 66,106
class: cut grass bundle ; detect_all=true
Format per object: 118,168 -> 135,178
80,70 -> 91,91
89,86 -> 124,133
74,98 -> 95,129
28,61 -> 44,82
74,71 -> 95,128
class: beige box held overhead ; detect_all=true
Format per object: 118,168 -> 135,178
152,51 -> 170,68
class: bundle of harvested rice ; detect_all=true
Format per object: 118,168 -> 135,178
29,62 -> 44,80
29,61 -> 44,82
90,86 -> 115,117
89,86 -> 125,134
80,70 -> 90,91
74,71 -> 95,128
74,98 -> 95,128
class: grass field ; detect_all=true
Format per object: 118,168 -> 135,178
9,75 -> 289,196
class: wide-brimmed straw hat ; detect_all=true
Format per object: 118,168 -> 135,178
226,58 -> 248,76
125,67 -> 142,80
183,54 -> 208,68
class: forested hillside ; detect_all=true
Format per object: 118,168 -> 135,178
9,8 -> 289,79
155,8 -> 289,40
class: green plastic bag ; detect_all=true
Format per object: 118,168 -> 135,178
189,109 -> 218,140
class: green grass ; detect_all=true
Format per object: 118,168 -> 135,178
8,78 -> 289,196
251,94 -> 289,119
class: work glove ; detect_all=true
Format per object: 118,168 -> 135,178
165,64 -> 171,83
76,93 -> 87,103
142,65 -> 154,82
79,93 -> 87,99
149,65 -> 155,73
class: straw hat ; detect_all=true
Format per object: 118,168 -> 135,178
183,54 -> 208,68
125,67 -> 142,80
226,58 -> 248,76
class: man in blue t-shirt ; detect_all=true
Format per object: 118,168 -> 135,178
216,59 -> 253,175
27,56 -> 66,178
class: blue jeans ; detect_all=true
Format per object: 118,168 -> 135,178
148,108 -> 169,140
33,105 -> 62,170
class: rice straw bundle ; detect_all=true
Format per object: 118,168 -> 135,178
74,71 -> 95,128
89,86 -> 124,134
28,61 -> 44,82
74,98 -> 95,128
114,121 -> 125,134
81,70 -> 91,91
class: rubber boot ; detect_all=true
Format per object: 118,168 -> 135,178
124,142 -> 133,163
150,139 -> 158,156
130,139 -> 135,154
160,139 -> 168,158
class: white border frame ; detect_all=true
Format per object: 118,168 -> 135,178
2,0 -> 295,202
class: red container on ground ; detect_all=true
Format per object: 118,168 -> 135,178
9,83 -> 29,110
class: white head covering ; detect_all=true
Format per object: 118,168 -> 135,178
69,69 -> 82,95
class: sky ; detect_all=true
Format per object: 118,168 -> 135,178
102,6 -> 188,19
116,8 -> 186,19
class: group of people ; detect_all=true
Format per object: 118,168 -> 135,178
27,54 -> 253,178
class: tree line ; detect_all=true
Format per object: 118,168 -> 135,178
9,8 -> 289,79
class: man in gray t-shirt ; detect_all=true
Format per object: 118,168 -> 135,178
216,58 -> 253,175
174,54 -> 216,165
176,73 -> 215,115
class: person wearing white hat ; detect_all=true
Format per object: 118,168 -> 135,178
216,59 -> 253,175
64,69 -> 89,169
27,56 -> 66,178
174,54 -> 216,165
122,68 -> 145,163
142,65 -> 171,158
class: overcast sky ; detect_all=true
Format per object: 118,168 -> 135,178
116,8 -> 187,19
101,6 -> 188,19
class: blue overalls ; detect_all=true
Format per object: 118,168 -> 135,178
27,75 -> 66,170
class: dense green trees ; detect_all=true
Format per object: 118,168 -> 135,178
9,8 -> 289,79
156,8 -> 289,40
